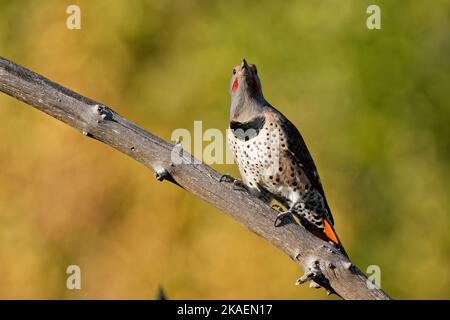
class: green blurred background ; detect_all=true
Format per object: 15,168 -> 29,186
0,0 -> 449,299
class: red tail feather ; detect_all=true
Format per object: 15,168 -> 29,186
307,218 -> 349,258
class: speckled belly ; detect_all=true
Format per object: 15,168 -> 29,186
228,123 -> 310,204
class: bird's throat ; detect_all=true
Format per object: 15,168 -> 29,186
230,91 -> 266,123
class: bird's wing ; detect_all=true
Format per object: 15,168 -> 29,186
273,108 -> 334,225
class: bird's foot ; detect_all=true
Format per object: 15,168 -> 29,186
274,209 -> 300,227
219,174 -> 248,192
219,173 -> 235,183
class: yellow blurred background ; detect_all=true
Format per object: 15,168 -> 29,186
0,0 -> 449,299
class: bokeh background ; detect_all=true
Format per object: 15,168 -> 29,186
0,0 -> 449,299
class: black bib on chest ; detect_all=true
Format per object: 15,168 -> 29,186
230,116 -> 266,141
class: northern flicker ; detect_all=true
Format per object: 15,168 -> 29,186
225,59 -> 348,257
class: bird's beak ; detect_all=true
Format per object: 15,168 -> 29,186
241,58 -> 248,70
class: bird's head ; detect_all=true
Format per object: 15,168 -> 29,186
230,59 -> 263,101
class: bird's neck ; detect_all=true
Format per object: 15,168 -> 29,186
230,93 -> 266,123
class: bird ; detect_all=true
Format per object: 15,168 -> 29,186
225,59 -> 348,257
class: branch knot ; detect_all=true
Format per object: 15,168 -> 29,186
92,104 -> 113,122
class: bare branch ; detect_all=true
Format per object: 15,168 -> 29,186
0,56 -> 390,300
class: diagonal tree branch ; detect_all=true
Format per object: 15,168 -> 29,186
0,56 -> 390,300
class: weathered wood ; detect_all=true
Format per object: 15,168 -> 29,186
0,56 -> 390,300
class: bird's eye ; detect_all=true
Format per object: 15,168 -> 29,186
254,67 -> 258,75
233,69 -> 236,75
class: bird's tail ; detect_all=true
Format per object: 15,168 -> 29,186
310,218 -> 349,258
291,210 -> 349,258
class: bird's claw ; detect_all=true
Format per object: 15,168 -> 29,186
219,174 -> 235,183
232,180 -> 248,192
274,211 -> 292,227
219,174 -> 248,192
